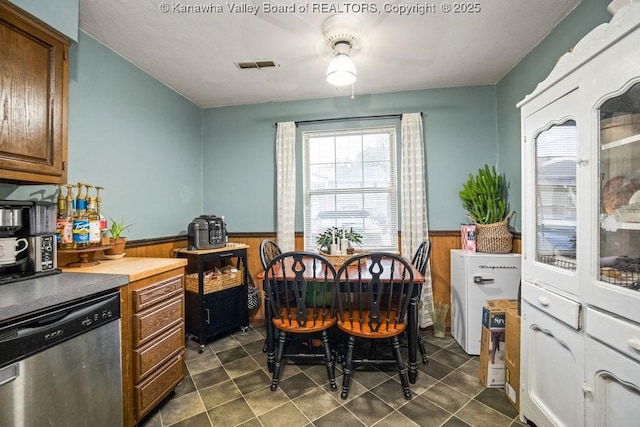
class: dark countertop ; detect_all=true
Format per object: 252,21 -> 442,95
0,271 -> 128,323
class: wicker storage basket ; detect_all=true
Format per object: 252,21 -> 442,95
475,212 -> 514,254
185,268 -> 243,294
318,250 -> 365,268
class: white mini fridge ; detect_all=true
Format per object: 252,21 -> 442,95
450,249 -> 521,355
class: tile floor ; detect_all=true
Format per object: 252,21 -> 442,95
140,324 -> 526,427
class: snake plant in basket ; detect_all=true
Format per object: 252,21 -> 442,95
459,165 -> 513,253
459,164 -> 508,224
316,227 -> 362,254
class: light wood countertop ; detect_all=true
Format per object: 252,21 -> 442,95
61,257 -> 188,282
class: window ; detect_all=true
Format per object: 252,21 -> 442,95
303,127 -> 398,251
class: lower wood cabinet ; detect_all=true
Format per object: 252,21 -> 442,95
121,268 -> 186,426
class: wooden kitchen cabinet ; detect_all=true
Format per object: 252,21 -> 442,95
126,270 -> 185,424
0,1 -> 69,184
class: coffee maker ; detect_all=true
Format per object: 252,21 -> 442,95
0,200 -> 58,284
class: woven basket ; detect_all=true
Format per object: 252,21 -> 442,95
185,268 -> 243,294
319,250 -> 366,267
475,212 -> 514,254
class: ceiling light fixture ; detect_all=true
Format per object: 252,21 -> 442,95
326,40 -> 357,86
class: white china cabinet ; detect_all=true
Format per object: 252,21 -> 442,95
518,2 -> 640,426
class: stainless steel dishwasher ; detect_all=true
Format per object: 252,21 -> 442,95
0,291 -> 123,426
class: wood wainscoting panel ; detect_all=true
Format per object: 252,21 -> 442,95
61,231 -> 520,329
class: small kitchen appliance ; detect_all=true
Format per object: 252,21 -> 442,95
187,215 -> 226,250
0,200 -> 58,284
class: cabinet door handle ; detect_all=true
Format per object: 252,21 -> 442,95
538,297 -> 550,307
629,338 -> 640,352
205,308 -> 210,324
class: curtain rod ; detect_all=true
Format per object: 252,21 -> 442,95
274,113 -> 423,127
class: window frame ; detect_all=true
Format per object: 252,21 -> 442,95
302,126 -> 399,252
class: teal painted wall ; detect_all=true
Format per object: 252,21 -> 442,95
8,0 -> 78,41
496,0 -> 611,230
3,32 -> 203,240
202,86 -> 498,232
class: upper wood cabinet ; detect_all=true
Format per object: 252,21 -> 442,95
0,1 -> 69,184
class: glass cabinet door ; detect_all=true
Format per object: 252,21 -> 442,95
599,82 -> 640,291
535,120 -> 578,270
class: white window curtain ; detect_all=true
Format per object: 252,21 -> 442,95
276,121 -> 296,252
401,113 -> 434,327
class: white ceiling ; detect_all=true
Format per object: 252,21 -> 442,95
79,0 -> 582,108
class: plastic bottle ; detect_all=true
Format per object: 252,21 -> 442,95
95,186 -> 108,245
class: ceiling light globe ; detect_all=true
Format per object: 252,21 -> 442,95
326,53 -> 357,86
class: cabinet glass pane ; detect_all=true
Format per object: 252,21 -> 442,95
535,120 -> 577,270
599,82 -> 640,291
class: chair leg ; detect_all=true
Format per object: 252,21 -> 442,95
341,335 -> 355,400
320,330 -> 337,391
270,330 -> 287,391
391,335 -> 412,400
418,333 -> 428,364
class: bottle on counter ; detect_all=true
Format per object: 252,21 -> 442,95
87,196 -> 101,247
95,186 -> 109,245
55,185 -> 66,248
72,183 -> 90,249
59,185 -> 75,249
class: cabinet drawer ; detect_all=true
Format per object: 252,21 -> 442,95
133,275 -> 183,312
522,281 -> 581,329
133,295 -> 183,346
586,307 -> 640,363
134,352 -> 184,421
134,323 -> 184,382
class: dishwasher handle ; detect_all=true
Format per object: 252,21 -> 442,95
473,275 -> 494,284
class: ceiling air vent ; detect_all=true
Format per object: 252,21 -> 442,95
235,59 -> 279,70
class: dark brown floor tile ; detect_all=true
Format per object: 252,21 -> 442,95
158,391 -> 206,426
441,416 -> 472,427
242,338 -> 266,355
293,387 -> 342,422
208,334 -> 241,353
243,384 -> 290,416
374,410 -> 420,426
457,359 -> 480,378
369,377 -> 414,409
233,369 -> 272,395
416,357 -> 455,380
169,412 -> 212,427
421,382 -> 471,414
232,328 -> 265,346
174,375 -> 197,398
199,379 -> 242,410
259,401 -> 310,427
223,355 -> 262,379
237,418 -> 262,427
278,372 -> 321,399
344,391 -> 394,426
474,388 -> 518,418
398,394 -> 453,427
440,370 -> 485,398
216,346 -> 249,364
185,352 -> 221,376
191,366 -> 230,390
455,400 -> 513,427
314,406 -> 366,427
430,348 -> 472,370
207,397 -> 255,426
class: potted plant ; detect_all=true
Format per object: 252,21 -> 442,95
459,165 -> 514,253
104,217 -> 132,257
316,226 -> 363,254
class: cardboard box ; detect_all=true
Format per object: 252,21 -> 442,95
504,305 -> 521,410
479,299 -> 518,388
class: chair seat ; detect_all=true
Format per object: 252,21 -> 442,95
337,310 -> 406,339
272,307 -> 337,333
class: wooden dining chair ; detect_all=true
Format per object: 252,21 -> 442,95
259,239 -> 282,353
411,240 -> 431,363
335,252 -> 415,400
260,239 -> 282,270
263,251 -> 338,392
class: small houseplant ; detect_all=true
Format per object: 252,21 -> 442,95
316,227 -> 362,254
459,165 -> 514,253
104,217 -> 132,256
